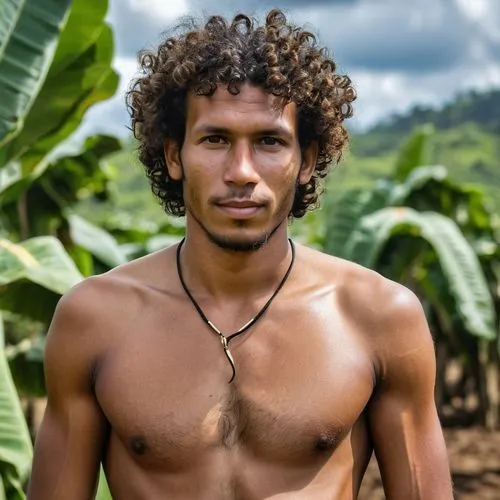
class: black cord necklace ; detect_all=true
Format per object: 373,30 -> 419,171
176,238 -> 295,383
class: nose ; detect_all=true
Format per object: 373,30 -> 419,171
222,141 -> 261,186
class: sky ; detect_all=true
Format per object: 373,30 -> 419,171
78,0 -> 500,140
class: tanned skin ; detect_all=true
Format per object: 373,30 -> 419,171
28,84 -> 453,499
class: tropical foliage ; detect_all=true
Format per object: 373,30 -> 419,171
0,0 -> 119,497
322,126 -> 500,428
344,89 -> 500,215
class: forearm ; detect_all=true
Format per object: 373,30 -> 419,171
379,440 -> 454,500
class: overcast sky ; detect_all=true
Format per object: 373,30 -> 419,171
78,0 -> 500,140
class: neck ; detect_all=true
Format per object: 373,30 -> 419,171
178,221 -> 293,304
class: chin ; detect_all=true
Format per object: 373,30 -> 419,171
205,230 -> 271,252
189,208 -> 288,252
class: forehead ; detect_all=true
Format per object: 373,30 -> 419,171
185,83 -> 297,133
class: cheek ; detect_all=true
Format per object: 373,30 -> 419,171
181,159 -> 210,187
265,158 -> 300,189
181,147 -> 221,181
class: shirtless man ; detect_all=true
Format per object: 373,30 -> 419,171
28,9 -> 453,500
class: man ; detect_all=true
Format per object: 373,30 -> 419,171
28,9 -> 453,499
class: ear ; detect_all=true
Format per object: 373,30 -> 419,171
163,138 -> 183,181
298,140 -> 319,185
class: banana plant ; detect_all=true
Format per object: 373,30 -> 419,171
0,0 -> 72,148
345,207 -> 496,341
0,0 -> 118,205
0,237 -> 113,497
323,126 -> 499,344
0,1 -> 120,497
0,313 -> 33,500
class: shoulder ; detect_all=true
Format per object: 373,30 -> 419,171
297,243 -> 434,375
300,243 -> 426,328
55,243 -> 178,319
44,273 -> 129,366
46,245 -> 178,356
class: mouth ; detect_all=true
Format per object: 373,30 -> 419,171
215,200 -> 265,219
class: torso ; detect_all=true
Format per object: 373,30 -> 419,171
91,243 -> 380,499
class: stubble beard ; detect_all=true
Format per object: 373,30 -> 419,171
185,180 -> 298,254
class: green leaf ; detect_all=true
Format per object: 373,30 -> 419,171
393,124 -> 434,181
0,0 -> 72,146
96,467 -> 112,500
0,236 -> 83,322
3,0 -> 118,171
48,0 -> 108,77
0,161 -> 21,197
388,165 -> 448,205
345,207 -> 496,340
9,25 -> 119,175
68,214 -> 127,269
6,335 -> 46,397
0,314 -> 33,496
323,181 -> 392,258
1,134 -> 121,244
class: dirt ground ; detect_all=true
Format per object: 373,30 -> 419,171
358,427 -> 500,499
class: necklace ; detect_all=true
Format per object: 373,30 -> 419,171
176,238 -> 295,383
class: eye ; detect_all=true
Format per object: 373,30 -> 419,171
203,135 -> 226,144
260,137 -> 282,146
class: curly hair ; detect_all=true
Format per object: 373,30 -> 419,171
126,9 -> 356,218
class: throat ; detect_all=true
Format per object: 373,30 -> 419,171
176,238 -> 296,384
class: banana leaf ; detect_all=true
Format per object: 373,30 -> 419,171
0,314 -> 33,500
388,165 -> 448,205
3,0 -> 116,168
6,335 -> 46,398
67,214 -> 127,269
0,236 -> 82,323
96,467 -> 112,500
0,0 -> 72,147
323,181 -> 392,258
392,124 -> 434,181
344,207 -> 496,340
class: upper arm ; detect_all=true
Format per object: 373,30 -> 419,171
367,283 -> 453,499
28,281 -> 109,500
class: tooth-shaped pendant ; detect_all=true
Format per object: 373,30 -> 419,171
221,335 -> 236,383
176,238 -> 295,386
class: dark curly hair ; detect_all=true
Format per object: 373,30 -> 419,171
126,9 -> 356,218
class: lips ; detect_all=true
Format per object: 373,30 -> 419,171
218,200 -> 262,208
215,199 -> 265,218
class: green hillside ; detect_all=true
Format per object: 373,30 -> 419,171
333,89 -> 500,211
77,88 -> 500,227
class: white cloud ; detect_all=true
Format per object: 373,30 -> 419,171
455,0 -> 500,42
128,0 -> 189,22
75,0 -> 500,140
350,58 -> 500,130
114,56 -> 142,96
455,0 -> 489,21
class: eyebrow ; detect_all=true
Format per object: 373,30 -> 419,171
193,125 -> 294,140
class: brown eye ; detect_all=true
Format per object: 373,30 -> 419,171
261,137 -> 280,146
204,135 -> 225,144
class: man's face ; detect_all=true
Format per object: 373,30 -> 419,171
165,83 -> 315,251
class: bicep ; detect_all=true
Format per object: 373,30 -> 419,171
27,291 -> 108,500
368,293 -> 453,499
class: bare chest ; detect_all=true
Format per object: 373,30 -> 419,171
95,303 -> 374,470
